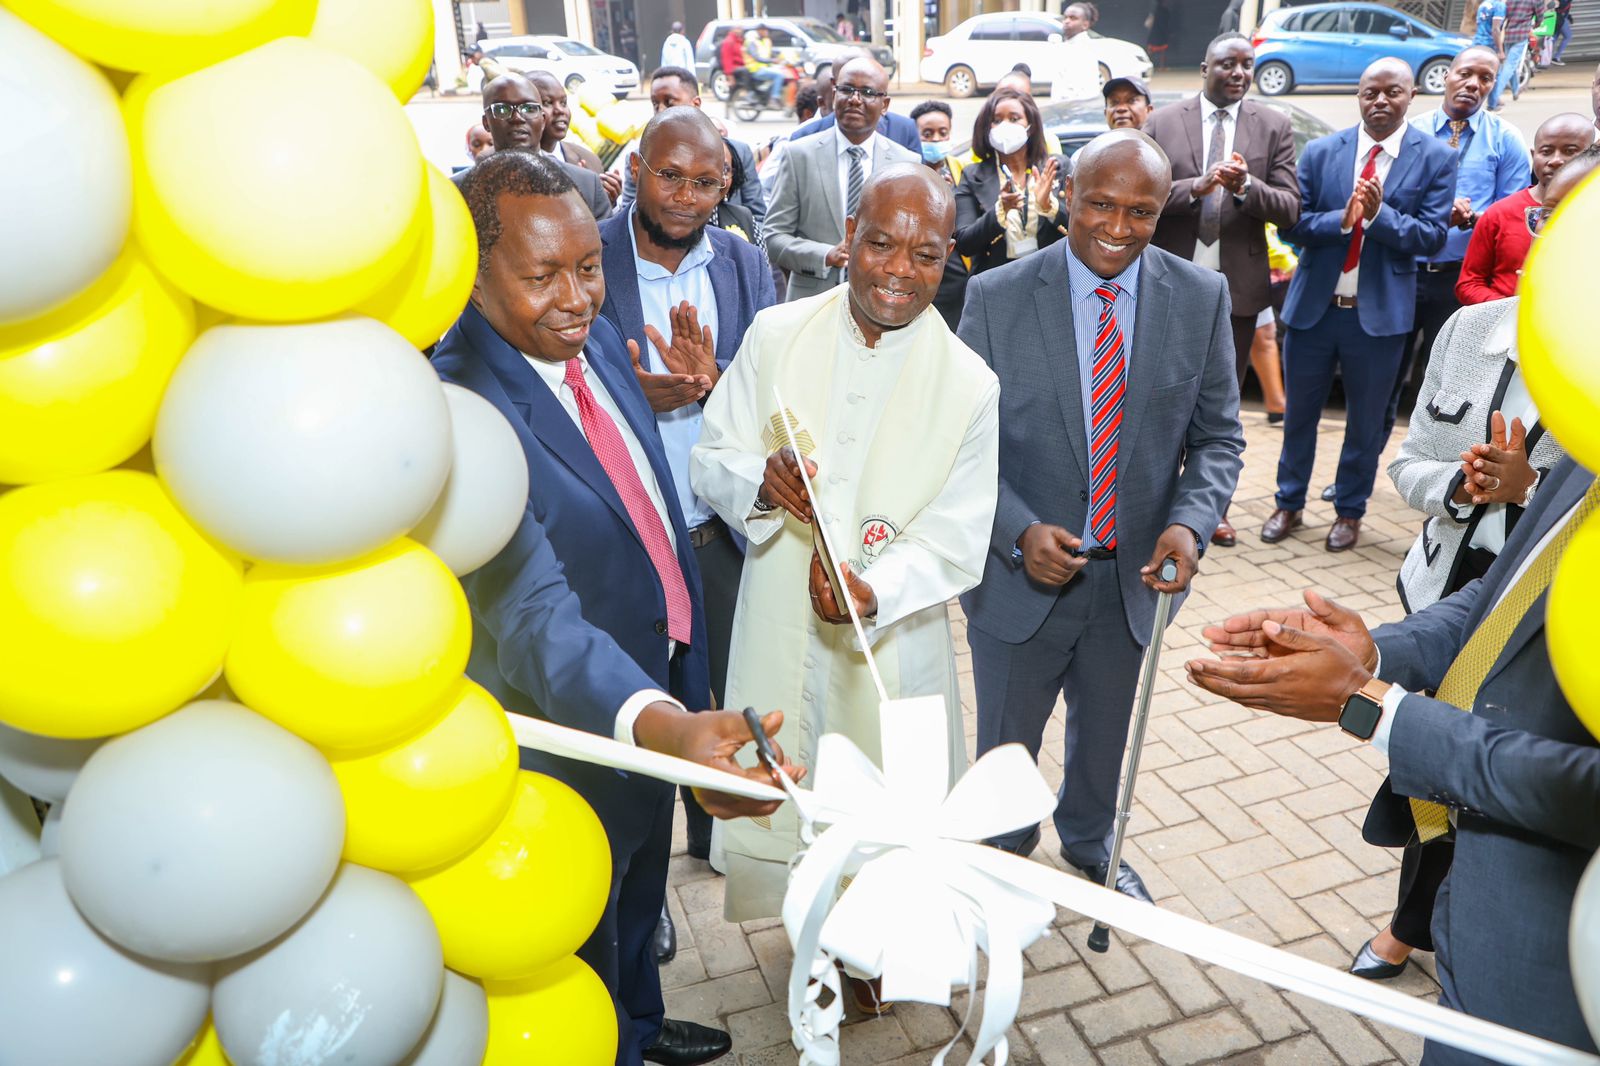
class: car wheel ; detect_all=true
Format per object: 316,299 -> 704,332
564,73 -> 585,94
711,70 -> 732,101
1098,62 -> 1111,87
1419,58 -> 1450,95
1255,60 -> 1292,96
944,65 -> 976,98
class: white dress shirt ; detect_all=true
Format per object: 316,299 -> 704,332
834,125 -> 877,222
626,210 -> 720,529
1334,125 -> 1405,298
1047,31 -> 1100,101
524,349 -> 684,742
1191,98 -> 1243,272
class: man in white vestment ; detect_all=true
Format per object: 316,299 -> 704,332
690,165 -> 1000,924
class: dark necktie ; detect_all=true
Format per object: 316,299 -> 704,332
1088,283 -> 1127,549
845,145 -> 865,220
1198,110 -> 1229,246
1341,144 -> 1383,275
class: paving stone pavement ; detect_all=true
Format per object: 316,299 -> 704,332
666,411 -> 1437,1065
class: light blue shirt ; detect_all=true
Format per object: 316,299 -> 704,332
1063,241 -> 1141,550
1413,107 -> 1533,264
627,210 -> 719,528
660,32 -> 695,71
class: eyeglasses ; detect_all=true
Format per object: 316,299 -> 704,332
1525,204 -> 1554,237
834,84 -> 889,101
638,156 -> 727,197
486,101 -> 543,119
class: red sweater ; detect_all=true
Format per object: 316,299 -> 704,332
1456,186 -> 1538,305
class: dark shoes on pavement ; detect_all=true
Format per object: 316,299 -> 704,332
1065,855 -> 1155,904
1320,483 -> 1337,503
655,904 -> 677,965
1348,937 -> 1408,981
642,1019 -> 733,1065
1260,509 -> 1302,543
1211,518 -> 1237,548
1326,516 -> 1361,552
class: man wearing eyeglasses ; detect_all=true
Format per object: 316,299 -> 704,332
595,107 -> 778,961
765,57 -> 921,302
461,73 -> 613,221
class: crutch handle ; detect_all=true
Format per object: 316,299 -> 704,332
1159,556 -> 1179,583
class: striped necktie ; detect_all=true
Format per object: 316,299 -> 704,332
1410,476 -> 1600,841
845,145 -> 865,220
1088,282 -> 1127,549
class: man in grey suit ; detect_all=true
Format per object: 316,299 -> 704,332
1188,454 -> 1600,1063
466,73 -> 613,221
957,131 -> 1245,898
764,57 -> 921,301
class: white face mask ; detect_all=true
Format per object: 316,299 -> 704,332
988,121 -> 1030,157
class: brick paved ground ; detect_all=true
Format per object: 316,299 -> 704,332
665,411 -> 1437,1065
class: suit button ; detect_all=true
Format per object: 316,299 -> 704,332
654,621 -> 668,636
1078,490 -> 1088,502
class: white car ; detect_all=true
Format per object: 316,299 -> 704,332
468,35 -> 639,98
921,13 -> 1153,98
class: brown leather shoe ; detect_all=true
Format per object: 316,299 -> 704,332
1211,518 -> 1237,547
1260,509 -> 1302,543
1326,517 -> 1361,552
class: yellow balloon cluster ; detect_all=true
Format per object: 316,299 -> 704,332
1520,167 -> 1600,744
0,4 -> 615,1064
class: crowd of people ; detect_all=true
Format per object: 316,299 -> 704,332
442,14 -> 1600,1064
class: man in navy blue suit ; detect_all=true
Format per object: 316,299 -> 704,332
597,106 -> 778,957
1262,58 -> 1457,554
435,150 -> 798,1066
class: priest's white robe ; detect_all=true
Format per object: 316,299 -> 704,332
689,285 -> 1000,920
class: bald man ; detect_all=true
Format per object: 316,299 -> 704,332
957,132 -> 1244,894
1264,59 -> 1457,553
459,73 -> 612,220
693,165 -> 1000,936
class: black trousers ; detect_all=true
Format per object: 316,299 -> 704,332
1385,262 -> 1462,439
1392,835 -> 1455,951
680,526 -> 744,852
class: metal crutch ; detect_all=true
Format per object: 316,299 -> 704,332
1087,554 -> 1180,954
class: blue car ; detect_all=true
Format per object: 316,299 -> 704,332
1251,2 -> 1471,97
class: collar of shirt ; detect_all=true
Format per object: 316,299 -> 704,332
835,124 -> 877,161
1199,96 -> 1242,124
1063,240 -> 1141,309
1356,124 -> 1407,165
524,349 -> 586,394
839,289 -> 928,354
625,207 -> 715,281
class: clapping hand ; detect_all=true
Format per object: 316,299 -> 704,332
1215,151 -> 1249,195
645,300 -> 719,385
999,178 -> 1024,216
1199,589 -> 1378,669
1033,157 -> 1060,214
1460,411 -> 1537,505
627,338 -> 710,413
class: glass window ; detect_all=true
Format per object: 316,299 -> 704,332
969,18 -> 1014,41
1349,10 -> 1403,34
1298,10 -> 1348,33
792,18 -> 846,43
1015,18 -> 1057,42
552,38 -> 602,56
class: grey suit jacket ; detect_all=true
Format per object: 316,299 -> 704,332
1369,455 -> 1600,1059
957,245 -> 1245,645
764,131 -> 921,301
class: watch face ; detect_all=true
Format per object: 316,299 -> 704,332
1340,694 -> 1383,740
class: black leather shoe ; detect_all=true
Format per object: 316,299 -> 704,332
686,838 -> 711,861
1320,483 -> 1337,503
1349,937 -> 1407,981
1064,854 -> 1155,904
1266,411 -> 1284,425
985,824 -> 1041,858
642,1019 -> 732,1065
654,904 -> 677,965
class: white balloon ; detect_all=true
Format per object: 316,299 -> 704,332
410,383 -> 530,576
1573,851 -> 1600,1045
215,863 -> 444,1066
59,701 -> 345,963
154,317 -> 453,565
39,802 -> 63,857
399,970 -> 489,1066
0,859 -> 209,1066
0,719 -> 104,802
0,10 -> 131,325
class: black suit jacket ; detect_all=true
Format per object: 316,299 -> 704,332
451,151 -> 612,220
1369,455 -> 1600,1059
953,156 -> 1070,276
1143,97 -> 1300,318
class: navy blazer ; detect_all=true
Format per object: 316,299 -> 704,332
789,110 -> 923,155
431,306 -> 711,831
1370,456 -> 1600,1057
594,210 -> 778,374
1281,124 -> 1457,338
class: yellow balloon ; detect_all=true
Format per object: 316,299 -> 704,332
1546,508 -> 1600,743
0,249 -> 194,485
597,102 -> 653,146
310,0 -> 434,102
332,681 -> 519,873
356,166 -> 478,350
408,772 -> 611,981
129,37 -> 427,321
1520,167 -> 1600,471
171,1019 -> 231,1066
0,471 -> 242,738
5,0 -> 314,75
568,110 -> 603,153
226,538 -> 471,752
483,956 -> 618,1066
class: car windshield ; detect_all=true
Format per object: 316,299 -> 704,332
551,38 -> 602,56
791,18 -> 846,43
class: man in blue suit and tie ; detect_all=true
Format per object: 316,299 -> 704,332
434,150 -> 797,1066
1262,58 -> 1458,553
597,106 -> 778,958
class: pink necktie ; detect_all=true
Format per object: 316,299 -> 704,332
1088,282 -> 1126,549
563,357 -> 692,644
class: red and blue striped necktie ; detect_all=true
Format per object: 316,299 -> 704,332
1088,282 -> 1127,549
